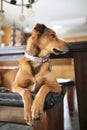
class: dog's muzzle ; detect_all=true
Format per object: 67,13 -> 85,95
53,44 -> 69,54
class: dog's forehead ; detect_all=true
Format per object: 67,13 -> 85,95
34,24 -> 46,34
33,23 -> 56,36
42,28 -> 56,36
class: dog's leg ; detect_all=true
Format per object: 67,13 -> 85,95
12,87 -> 33,126
31,83 -> 61,119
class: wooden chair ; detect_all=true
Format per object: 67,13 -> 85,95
0,86 -> 65,130
58,78 -> 75,116
0,78 -> 75,130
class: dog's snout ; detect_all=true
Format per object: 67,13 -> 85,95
67,42 -> 72,50
53,42 -> 70,55
65,43 -> 70,51
60,42 -> 70,54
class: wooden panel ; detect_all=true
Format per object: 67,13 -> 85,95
0,102 -> 64,130
53,65 -> 75,79
2,26 -> 11,45
64,36 -> 87,42
52,59 -> 73,65
52,59 -> 75,79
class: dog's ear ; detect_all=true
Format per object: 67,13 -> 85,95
34,23 -> 46,35
26,24 -> 46,55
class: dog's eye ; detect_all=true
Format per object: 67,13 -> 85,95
50,34 -> 56,38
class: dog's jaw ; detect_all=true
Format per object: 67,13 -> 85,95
53,46 -> 69,55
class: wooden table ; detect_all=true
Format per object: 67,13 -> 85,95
0,41 -> 87,130
51,41 -> 87,130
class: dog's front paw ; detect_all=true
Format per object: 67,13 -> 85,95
24,110 -> 34,126
31,98 -> 44,120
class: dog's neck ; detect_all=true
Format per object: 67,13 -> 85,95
24,52 -> 50,64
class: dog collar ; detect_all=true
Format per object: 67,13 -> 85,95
24,52 -> 50,63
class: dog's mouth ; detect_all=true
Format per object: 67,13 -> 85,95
53,47 -> 69,55
53,48 -> 63,54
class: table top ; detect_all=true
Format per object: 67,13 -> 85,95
0,41 -> 87,61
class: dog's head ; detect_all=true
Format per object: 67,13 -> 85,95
26,23 -> 69,57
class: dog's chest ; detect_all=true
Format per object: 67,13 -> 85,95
26,63 -> 42,91
24,61 -> 52,91
28,62 -> 52,91
30,62 -> 42,75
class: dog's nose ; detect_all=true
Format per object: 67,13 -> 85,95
66,43 -> 70,50
67,42 -> 72,50
62,42 -> 70,54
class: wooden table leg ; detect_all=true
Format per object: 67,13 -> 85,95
33,101 -> 64,130
67,87 -> 75,116
74,51 -> 87,130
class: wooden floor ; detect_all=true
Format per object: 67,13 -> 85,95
0,89 -> 80,130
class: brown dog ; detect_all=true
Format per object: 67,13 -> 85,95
0,23 -> 69,125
